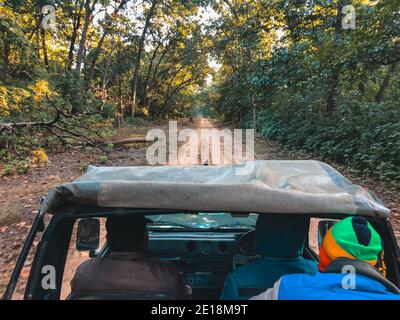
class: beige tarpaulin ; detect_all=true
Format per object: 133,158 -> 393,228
42,160 -> 389,217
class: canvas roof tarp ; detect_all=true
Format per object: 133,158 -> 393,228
42,160 -> 390,217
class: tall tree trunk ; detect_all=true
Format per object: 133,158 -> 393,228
41,29 -> 49,68
100,46 -> 116,90
76,0 -> 97,77
118,78 -> 124,113
36,24 -> 41,60
67,0 -> 84,71
148,43 -> 171,99
86,0 -> 130,83
130,0 -> 157,117
86,32 -> 107,82
142,41 -> 161,106
375,64 -> 396,103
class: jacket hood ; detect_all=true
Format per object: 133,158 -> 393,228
254,214 -> 309,258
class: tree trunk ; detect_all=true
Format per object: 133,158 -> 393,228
130,0 -> 157,117
100,45 -> 116,90
118,78 -> 124,113
86,0 -> 130,83
375,64 -> 396,103
67,0 -> 84,71
148,43 -> 170,95
142,41 -> 162,106
36,24 -> 41,60
87,33 -> 107,82
76,0 -> 97,77
114,78 -> 124,128
41,29 -> 49,68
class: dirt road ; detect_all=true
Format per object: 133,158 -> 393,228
1,118 -> 399,298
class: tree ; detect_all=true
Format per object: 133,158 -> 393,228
75,0 -> 101,76
129,0 -> 157,117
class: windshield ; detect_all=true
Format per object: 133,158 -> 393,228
147,212 -> 257,229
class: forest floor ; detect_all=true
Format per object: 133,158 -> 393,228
1,118 -> 399,298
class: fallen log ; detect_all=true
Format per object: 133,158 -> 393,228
104,137 -> 158,146
73,137 -> 157,150
0,119 -> 59,132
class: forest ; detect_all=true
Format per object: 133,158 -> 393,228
0,0 -> 399,185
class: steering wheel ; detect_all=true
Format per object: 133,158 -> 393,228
235,229 -> 256,256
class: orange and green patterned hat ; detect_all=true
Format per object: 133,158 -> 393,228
318,217 -> 383,272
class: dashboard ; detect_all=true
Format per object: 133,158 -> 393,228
148,231 -> 237,255
147,230 -> 252,299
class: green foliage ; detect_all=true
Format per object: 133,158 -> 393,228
84,146 -> 95,154
1,0 -> 399,187
0,164 -> 13,177
0,0 -> 211,167
124,117 -> 152,127
210,0 -> 400,186
16,161 -> 29,175
254,102 -> 400,185
78,162 -> 89,173
98,155 -> 108,164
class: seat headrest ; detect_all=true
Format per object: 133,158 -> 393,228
254,214 -> 309,259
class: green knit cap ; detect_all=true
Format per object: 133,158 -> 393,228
331,216 -> 382,262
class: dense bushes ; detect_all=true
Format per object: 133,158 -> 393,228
253,101 -> 400,185
210,0 -> 400,186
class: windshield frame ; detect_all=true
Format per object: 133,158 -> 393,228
57,206 -> 259,230
147,212 -> 258,230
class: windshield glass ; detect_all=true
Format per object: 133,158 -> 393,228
147,212 -> 257,229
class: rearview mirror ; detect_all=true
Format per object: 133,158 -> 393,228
318,220 -> 337,248
77,218 -> 100,251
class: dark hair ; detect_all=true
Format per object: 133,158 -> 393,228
105,215 -> 147,252
255,214 -> 309,258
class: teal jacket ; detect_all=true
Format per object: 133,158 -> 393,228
220,214 -> 317,300
220,257 -> 317,299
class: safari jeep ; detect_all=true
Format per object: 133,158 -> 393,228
2,160 -> 400,300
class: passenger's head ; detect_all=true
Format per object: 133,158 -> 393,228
318,216 -> 384,273
106,215 -> 148,252
254,214 -> 309,259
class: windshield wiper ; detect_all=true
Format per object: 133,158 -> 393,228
148,220 -> 253,230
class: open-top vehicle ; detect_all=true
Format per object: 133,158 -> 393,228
3,160 -> 400,300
